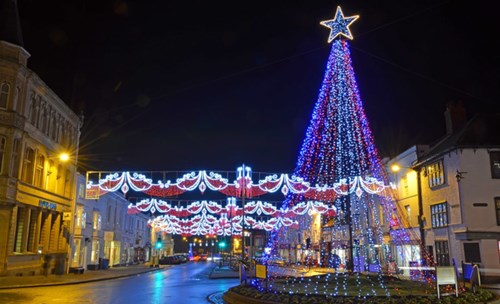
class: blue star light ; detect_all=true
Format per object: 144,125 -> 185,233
320,6 -> 359,42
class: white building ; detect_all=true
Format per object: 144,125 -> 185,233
70,174 -> 152,271
386,103 -> 500,282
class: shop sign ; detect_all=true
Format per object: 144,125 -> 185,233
39,200 -> 57,210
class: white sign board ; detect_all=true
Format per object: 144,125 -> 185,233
436,266 -> 458,298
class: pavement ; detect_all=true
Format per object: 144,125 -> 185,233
0,263 -> 170,289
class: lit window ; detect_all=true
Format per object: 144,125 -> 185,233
405,205 -> 411,226
427,160 -> 445,188
431,202 -> 448,228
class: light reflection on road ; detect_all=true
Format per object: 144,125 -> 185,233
0,262 -> 238,304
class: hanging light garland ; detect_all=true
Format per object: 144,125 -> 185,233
86,169 -> 391,200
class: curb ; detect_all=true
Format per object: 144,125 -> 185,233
0,266 -> 167,290
221,288 -> 500,304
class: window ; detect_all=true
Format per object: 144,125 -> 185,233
0,82 -> 10,108
78,183 -> 85,198
0,136 -> 6,174
431,202 -> 448,228
463,243 -> 481,263
93,211 -> 101,230
34,154 -> 45,187
405,205 -> 411,225
29,99 -> 38,126
76,206 -> 83,228
495,197 -> 500,226
21,147 -> 35,184
490,151 -> 500,179
427,160 -> 445,187
51,117 -> 58,141
10,139 -> 20,177
64,169 -> 71,197
435,240 -> 450,266
81,211 -> 86,229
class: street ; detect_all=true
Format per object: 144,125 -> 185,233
0,262 -> 238,304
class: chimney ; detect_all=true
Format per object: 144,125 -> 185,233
444,101 -> 466,135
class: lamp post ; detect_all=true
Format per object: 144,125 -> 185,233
62,150 -> 78,275
238,165 -> 245,261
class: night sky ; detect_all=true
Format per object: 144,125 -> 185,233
16,0 -> 500,174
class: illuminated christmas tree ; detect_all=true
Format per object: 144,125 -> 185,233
261,6 -> 428,297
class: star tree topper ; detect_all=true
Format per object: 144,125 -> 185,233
320,6 -> 359,42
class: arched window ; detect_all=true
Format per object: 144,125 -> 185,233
0,83 -> 10,109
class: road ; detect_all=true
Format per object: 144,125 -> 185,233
0,262 -> 239,304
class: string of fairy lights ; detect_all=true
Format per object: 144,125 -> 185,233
258,6 -> 434,298
83,5 -> 435,299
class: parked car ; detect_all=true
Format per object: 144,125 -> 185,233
200,254 -> 208,261
174,254 -> 188,263
159,255 -> 182,265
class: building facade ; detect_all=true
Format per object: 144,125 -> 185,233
384,145 -> 429,276
71,174 -> 152,270
0,3 -> 82,276
387,104 -> 500,282
414,109 -> 500,282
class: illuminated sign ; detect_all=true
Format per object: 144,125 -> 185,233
39,200 -> 56,210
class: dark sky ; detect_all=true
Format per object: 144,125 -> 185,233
16,0 -> 500,173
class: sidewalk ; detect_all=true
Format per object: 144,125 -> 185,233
0,263 -> 168,289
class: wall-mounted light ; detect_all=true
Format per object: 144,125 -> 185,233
456,170 -> 467,182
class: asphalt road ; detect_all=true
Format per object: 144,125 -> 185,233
0,262 -> 239,304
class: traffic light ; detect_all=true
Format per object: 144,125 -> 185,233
218,241 -> 226,249
156,241 -> 162,249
